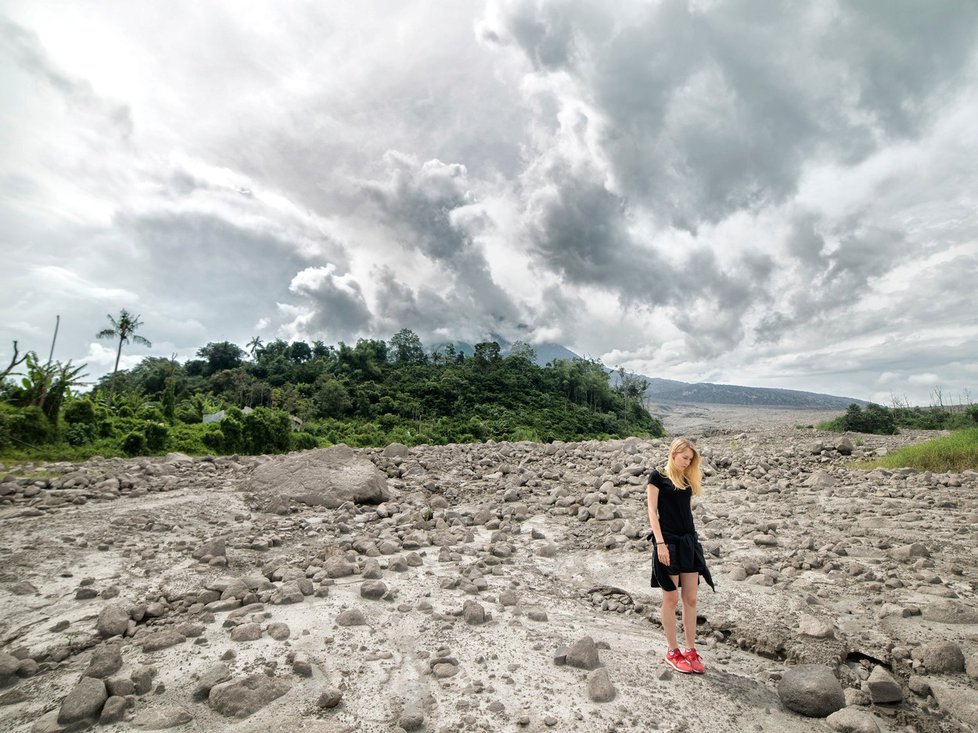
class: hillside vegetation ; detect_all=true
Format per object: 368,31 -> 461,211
818,402 -> 978,435
0,330 -> 664,459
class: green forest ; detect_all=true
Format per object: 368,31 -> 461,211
0,313 -> 664,459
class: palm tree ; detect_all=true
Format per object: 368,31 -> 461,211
97,310 -> 152,407
247,335 -> 264,359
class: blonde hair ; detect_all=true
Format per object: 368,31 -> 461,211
665,437 -> 702,496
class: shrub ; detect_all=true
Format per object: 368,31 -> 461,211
121,431 -> 147,456
137,404 -> 166,422
66,423 -> 96,446
202,429 -> 225,453
143,421 -> 168,452
218,415 -> 243,453
1,405 -> 52,446
289,432 -> 319,451
242,407 -> 291,454
64,399 -> 97,425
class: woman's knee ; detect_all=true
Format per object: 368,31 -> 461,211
662,591 -> 679,609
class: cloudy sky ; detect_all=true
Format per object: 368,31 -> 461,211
2,0 -> 977,406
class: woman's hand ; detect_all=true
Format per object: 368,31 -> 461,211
656,543 -> 670,567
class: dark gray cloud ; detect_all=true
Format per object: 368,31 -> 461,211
360,151 -> 523,331
1,2 -> 975,405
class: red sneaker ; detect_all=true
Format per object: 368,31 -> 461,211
683,647 -> 705,673
665,648 -> 693,674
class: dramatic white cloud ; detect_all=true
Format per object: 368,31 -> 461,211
1,0 -> 976,405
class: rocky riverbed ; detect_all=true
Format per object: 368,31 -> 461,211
1,412 -> 976,733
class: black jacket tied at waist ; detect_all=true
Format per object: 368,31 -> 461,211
647,531 -> 716,592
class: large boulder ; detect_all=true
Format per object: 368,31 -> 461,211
778,664 -> 845,717
248,446 -> 390,510
208,674 -> 291,718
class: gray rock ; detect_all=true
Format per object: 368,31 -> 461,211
192,538 -> 226,561
208,674 -> 291,718
912,640 -> 966,673
139,629 -> 186,652
0,653 -> 19,681
131,665 -> 157,695
921,599 -> 978,624
798,613 -> 835,639
193,664 -> 232,702
267,622 -> 291,640
98,696 -> 127,725
323,557 -> 356,578
566,636 -> 600,671
292,653 -> 313,677
230,623 -> 262,642
360,580 -> 388,600
248,446 -> 391,509
929,681 -> 978,728
587,668 -> 616,702
131,706 -> 193,729
84,643 -> 123,679
398,700 -> 425,730
335,609 -> 367,627
106,677 -> 135,697
777,664 -> 845,717
865,665 -> 902,703
891,542 -> 929,561
825,706 -> 881,733
96,604 -> 130,638
462,600 -> 487,625
271,581 -> 305,604
57,676 -> 107,724
317,687 -> 343,709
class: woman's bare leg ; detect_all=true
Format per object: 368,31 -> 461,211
679,572 -> 699,648
662,579 -> 680,649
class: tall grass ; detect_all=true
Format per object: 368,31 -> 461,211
860,428 -> 978,473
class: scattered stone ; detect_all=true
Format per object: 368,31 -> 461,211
398,700 -> 425,730
566,636 -> 600,671
98,696 -> 127,724
230,623 -> 263,642
271,581 -> 305,605
462,600 -> 487,625
267,622 -> 291,640
335,609 -> 367,627
912,641 -> 966,673
84,643 -> 123,679
921,599 -> 978,624
587,668 -> 616,702
131,666 -> 157,695
292,654 -> 313,677
317,687 -> 343,709
140,630 -> 186,652
96,604 -> 131,638
929,681 -> 978,729
360,580 -> 388,600
57,676 -> 107,724
131,705 -> 193,729
208,674 -> 291,718
777,664 -> 845,717
798,613 -> 834,639
864,665 -> 902,704
193,664 -> 232,702
825,706 -> 881,733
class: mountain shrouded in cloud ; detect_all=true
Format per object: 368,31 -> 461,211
1,0 -> 976,405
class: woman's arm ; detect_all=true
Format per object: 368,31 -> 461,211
647,483 -> 671,566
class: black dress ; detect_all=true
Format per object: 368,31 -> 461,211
647,469 -> 715,592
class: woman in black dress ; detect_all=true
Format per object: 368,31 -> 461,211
647,437 -> 714,674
